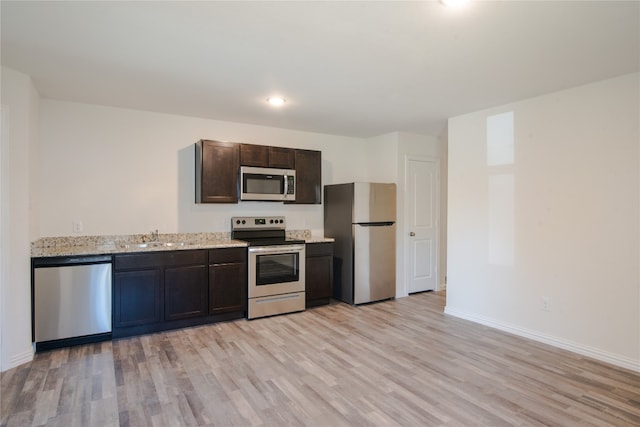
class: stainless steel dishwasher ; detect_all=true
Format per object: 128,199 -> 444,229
32,255 -> 112,351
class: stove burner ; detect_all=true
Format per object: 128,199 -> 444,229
231,216 -> 304,246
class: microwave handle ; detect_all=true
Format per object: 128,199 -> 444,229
283,173 -> 289,200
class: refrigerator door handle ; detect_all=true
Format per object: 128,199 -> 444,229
355,221 -> 395,227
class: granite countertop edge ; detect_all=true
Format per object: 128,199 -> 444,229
305,237 -> 335,244
32,232 -> 335,258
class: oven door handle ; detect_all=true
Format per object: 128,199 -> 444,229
248,244 -> 305,254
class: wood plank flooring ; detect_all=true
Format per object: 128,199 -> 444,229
2,291 -> 640,426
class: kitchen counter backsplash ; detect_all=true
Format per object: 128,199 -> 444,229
285,229 -> 312,240
32,229 -> 330,257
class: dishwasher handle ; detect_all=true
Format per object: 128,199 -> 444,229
33,255 -> 113,268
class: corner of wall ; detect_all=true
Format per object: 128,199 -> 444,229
1,66 -> 37,371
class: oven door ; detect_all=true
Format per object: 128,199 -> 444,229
248,244 -> 305,298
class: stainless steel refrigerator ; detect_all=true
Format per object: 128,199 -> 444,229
324,182 -> 396,304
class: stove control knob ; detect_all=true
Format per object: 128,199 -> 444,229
242,220 -> 246,224
269,219 -> 274,224
279,219 -> 284,224
236,220 -> 240,224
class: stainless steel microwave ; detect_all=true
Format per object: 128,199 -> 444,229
240,166 -> 296,201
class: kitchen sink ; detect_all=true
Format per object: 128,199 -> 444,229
119,241 -> 190,249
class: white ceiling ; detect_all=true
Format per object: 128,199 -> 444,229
2,1 -> 638,138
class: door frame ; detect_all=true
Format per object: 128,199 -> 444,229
402,155 -> 441,296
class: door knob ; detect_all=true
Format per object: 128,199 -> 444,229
409,232 -> 415,236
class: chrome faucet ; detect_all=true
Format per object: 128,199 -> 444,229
150,229 -> 159,242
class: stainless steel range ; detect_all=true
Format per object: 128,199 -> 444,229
231,216 -> 305,319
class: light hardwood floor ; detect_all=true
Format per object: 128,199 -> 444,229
2,291 -> 640,426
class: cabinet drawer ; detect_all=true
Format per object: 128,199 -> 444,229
306,242 -> 333,257
114,253 -> 164,270
209,247 -> 246,264
164,250 -> 207,266
115,250 -> 206,270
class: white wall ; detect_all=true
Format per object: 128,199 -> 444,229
364,133 -> 399,183
446,73 -> 640,371
38,100 -> 367,237
1,67 -> 39,371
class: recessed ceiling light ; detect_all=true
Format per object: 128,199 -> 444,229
267,97 -> 286,107
441,0 -> 470,7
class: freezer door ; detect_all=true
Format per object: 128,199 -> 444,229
353,223 -> 396,304
353,183 -> 396,223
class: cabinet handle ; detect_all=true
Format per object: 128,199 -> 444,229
409,232 -> 415,236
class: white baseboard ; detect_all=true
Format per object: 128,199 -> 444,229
4,347 -> 34,372
444,305 -> 640,373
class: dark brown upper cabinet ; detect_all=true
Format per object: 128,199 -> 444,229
240,144 -> 268,167
288,149 -> 322,204
240,144 -> 295,169
268,147 -> 295,169
195,140 -> 239,203
196,140 -> 320,204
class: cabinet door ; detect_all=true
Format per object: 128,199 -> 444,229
240,144 -> 268,167
306,243 -> 333,307
114,269 -> 162,328
290,149 -> 321,204
268,147 -> 295,169
196,140 -> 239,203
165,265 -> 208,321
210,262 -> 246,315
306,255 -> 333,306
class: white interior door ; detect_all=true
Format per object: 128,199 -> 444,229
406,158 -> 438,293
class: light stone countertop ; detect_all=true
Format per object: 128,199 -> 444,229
304,237 -> 335,244
31,231 -> 334,258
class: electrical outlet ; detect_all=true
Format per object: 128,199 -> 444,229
72,220 -> 83,233
541,297 -> 551,312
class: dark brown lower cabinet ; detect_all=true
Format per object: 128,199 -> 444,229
113,248 -> 245,339
209,248 -> 247,315
165,264 -> 208,321
305,242 -> 333,308
114,268 -> 162,328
